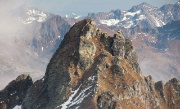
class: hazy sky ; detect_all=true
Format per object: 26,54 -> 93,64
30,0 -> 179,16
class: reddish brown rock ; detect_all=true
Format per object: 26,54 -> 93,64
21,18 -> 180,109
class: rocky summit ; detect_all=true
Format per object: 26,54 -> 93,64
1,18 -> 180,109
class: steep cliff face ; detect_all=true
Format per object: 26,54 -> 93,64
22,18 -> 180,109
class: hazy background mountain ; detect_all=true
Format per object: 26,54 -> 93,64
64,1 -> 180,83
0,1 -> 70,89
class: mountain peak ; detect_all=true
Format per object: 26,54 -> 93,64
21,19 -> 180,109
141,2 -> 150,6
59,18 -> 97,48
1,18 -> 180,109
129,2 -> 155,12
138,2 -> 155,8
22,18 -> 143,109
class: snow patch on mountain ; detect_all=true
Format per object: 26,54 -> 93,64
21,9 -> 48,24
118,10 -> 141,22
56,75 -> 96,109
99,10 -> 142,28
41,47 -> 44,51
124,21 -> 134,28
150,15 -> 165,27
100,19 -> 120,26
56,84 -> 92,109
137,15 -> 146,20
13,105 -> 21,109
125,10 -> 141,16
74,16 -> 81,19
65,13 -> 81,19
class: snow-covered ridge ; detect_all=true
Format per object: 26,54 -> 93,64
96,2 -> 168,28
21,9 -> 48,24
99,10 -> 142,28
100,19 -> 120,26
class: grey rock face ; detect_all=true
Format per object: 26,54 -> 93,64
22,18 -> 98,109
81,20 -> 97,39
22,71 -> 71,109
112,30 -> 125,57
167,78 -> 180,92
0,74 -> 33,109
97,92 -> 116,109
155,81 -> 166,101
78,39 -> 96,70
112,65 -> 124,76
145,75 -> 155,92
111,30 -> 141,74
124,39 -> 133,59
124,39 -> 141,74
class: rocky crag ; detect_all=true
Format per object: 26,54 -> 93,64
1,18 -> 180,109
0,74 -> 33,109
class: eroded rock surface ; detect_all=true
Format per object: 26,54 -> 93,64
21,18 -> 180,109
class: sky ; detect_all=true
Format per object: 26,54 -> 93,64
29,0 -> 179,16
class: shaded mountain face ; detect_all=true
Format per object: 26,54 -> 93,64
0,7 -> 71,89
0,74 -> 33,109
160,1 -> 180,23
20,18 -> 180,109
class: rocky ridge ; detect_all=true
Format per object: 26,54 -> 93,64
0,74 -> 33,109
19,18 -> 180,109
85,1 -> 180,29
63,1 -> 180,83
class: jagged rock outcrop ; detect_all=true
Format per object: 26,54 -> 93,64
97,91 -> 116,109
155,81 -> 166,101
112,30 -> 125,57
22,18 -> 180,109
0,74 -> 33,109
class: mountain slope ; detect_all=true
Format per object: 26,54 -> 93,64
82,2 -> 180,83
126,20 -> 180,82
0,7 -> 71,89
20,18 -> 180,109
0,74 -> 33,109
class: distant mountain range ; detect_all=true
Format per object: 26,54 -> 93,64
69,1 -> 180,29
63,1 -> 180,82
0,1 -> 180,90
